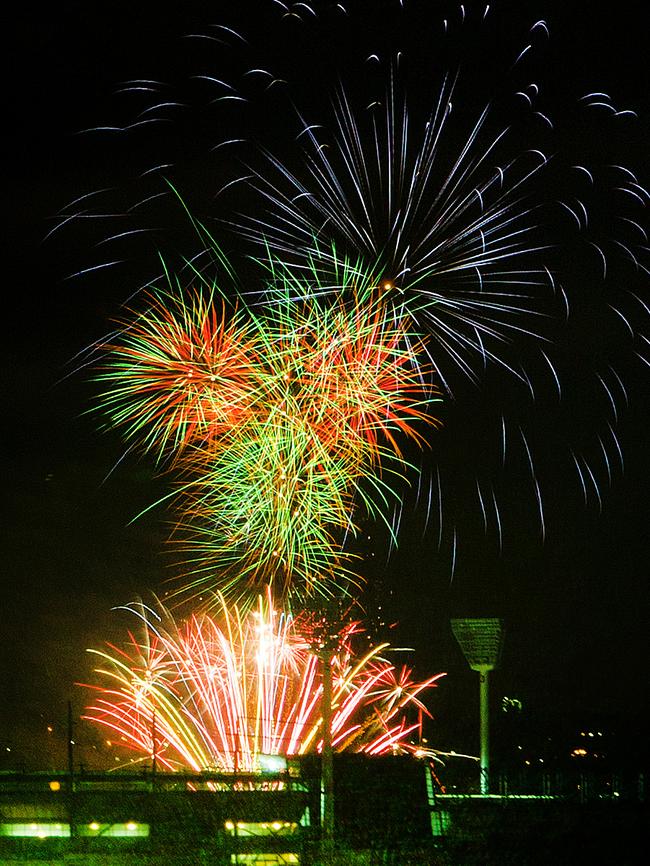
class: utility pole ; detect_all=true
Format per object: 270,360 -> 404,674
151,707 -> 157,786
320,641 -> 335,855
304,596 -> 349,863
67,701 -> 75,785
67,701 -> 76,839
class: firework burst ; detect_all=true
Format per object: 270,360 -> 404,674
55,0 -> 648,576
96,288 -> 259,462
97,252 -> 440,603
237,70 -> 648,401
82,593 -> 444,772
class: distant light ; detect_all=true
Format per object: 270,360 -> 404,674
258,753 -> 287,773
79,822 -> 149,838
225,821 -> 234,830
48,781 -> 61,792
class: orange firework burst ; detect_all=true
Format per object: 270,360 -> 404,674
97,289 -> 259,463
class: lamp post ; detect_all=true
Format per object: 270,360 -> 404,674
451,618 -> 504,795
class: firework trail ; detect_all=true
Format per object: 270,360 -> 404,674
82,592 -> 444,772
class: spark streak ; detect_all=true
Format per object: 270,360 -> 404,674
83,593 -> 445,772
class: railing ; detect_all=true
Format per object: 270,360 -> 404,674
434,767 -> 646,802
0,767 -> 308,794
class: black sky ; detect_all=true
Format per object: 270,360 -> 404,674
2,1 -> 649,769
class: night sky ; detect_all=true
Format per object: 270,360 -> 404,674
3,1 -> 649,770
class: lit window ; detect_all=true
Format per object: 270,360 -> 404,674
230,856 -> 300,864
224,821 -> 298,837
430,811 -> 451,837
0,823 -> 71,838
78,822 -> 149,838
258,754 -> 288,774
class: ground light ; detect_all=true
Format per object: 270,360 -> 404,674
451,618 -> 505,795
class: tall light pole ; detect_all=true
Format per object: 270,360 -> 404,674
451,618 -> 504,795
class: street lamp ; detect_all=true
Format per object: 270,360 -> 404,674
451,618 -> 504,795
